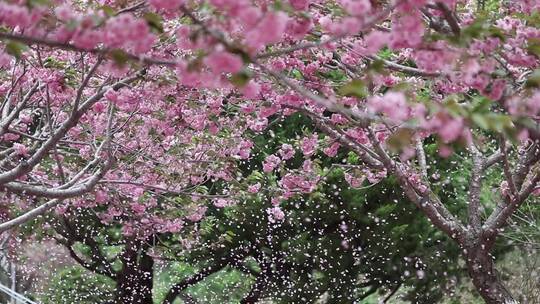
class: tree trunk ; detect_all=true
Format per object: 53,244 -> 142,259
464,243 -> 517,304
114,242 -> 154,304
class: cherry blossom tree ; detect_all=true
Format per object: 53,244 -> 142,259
0,0 -> 539,303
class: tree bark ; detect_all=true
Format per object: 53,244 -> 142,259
464,242 -> 517,304
114,241 -> 154,304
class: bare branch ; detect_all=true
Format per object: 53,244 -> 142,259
467,145 -> 485,231
0,71 -> 144,185
415,138 -> 428,179
366,128 -> 465,241
0,199 -> 60,233
0,82 -> 41,138
368,55 -> 443,77
0,136 -> 114,232
484,167 -> 540,234
435,2 -> 461,36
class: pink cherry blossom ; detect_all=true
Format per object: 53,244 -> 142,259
204,51 -> 244,74
263,155 -> 281,172
13,143 -> 29,157
368,92 -> 409,121
248,183 -> 261,193
246,12 -> 289,49
323,142 -> 340,157
279,144 -> 296,160
267,206 -> 285,223
439,117 -> 464,143
149,0 -> 184,11
290,0 -> 310,10
301,135 -> 318,157
339,0 -> 372,16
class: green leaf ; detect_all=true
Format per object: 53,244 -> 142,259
443,97 -> 466,117
101,5 -> 115,17
470,96 -> 492,113
377,48 -> 392,60
347,151 -> 359,164
109,49 -> 129,67
527,38 -> 540,58
471,113 -> 490,130
290,69 -> 303,79
471,113 -> 513,133
338,79 -> 367,98
487,26 -> 506,41
375,204 -> 396,216
461,18 -> 487,40
5,41 -> 28,59
391,224 -> 409,236
386,128 -> 415,152
27,0 -> 50,8
229,70 -> 251,87
525,70 -> 540,88
367,59 -> 385,73
144,12 -> 164,33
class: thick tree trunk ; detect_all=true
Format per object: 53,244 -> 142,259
464,243 -> 517,304
114,242 -> 154,304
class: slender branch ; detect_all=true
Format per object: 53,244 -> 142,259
0,199 -> 60,233
435,2 -> 461,36
367,128 -> 465,241
0,140 -> 111,232
256,4 -> 395,59
0,71 -> 144,185
65,245 -> 116,278
2,158 -> 111,199
368,55 -> 442,77
256,63 -> 389,126
256,36 -> 345,59
73,57 -> 103,113
116,1 -> 147,15
484,167 -> 540,234
0,82 -> 41,138
288,106 -> 383,168
162,262 -> 229,304
382,282 -> 402,303
484,149 -> 504,170
0,32 -> 176,66
98,180 -> 230,198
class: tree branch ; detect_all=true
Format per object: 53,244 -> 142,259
0,32 -> 176,66
367,128 -> 465,241
467,145 -> 485,231
435,2 -> 461,36
0,70 -> 144,185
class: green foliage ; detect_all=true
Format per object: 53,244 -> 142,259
229,70 -> 252,87
144,12 -> 165,33
183,114 -> 472,303
5,41 -> 28,59
339,79 -> 367,98
154,263 -> 253,304
525,70 -> 540,88
40,267 -> 115,304
109,49 -> 129,67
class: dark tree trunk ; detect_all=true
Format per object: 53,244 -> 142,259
114,241 -> 154,304
464,242 -> 516,304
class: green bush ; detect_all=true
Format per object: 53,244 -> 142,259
40,266 -> 115,304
